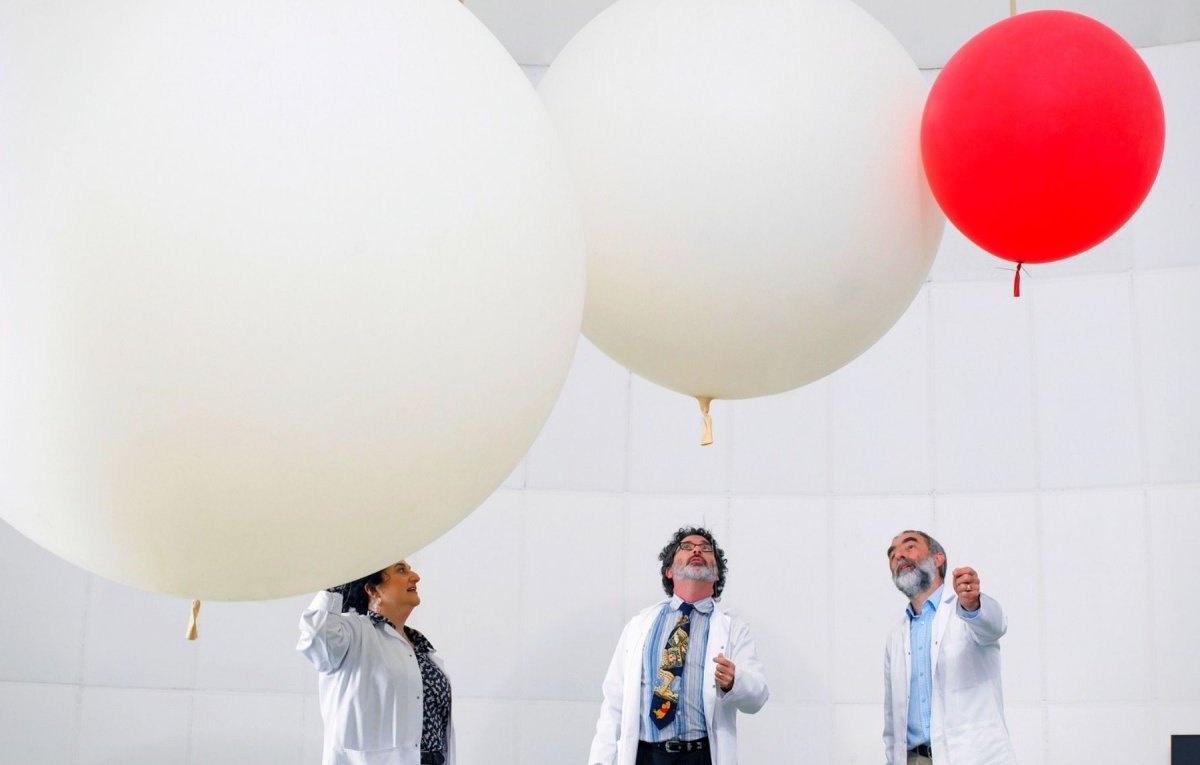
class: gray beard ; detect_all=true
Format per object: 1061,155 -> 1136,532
673,561 -> 717,583
893,556 -> 937,598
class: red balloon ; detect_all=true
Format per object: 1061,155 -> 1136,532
921,11 -> 1165,264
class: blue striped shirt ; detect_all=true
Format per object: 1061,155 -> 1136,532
639,596 -> 713,742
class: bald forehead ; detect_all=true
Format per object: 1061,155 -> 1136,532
887,532 -> 925,558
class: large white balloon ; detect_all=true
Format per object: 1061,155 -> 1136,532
539,0 -> 944,400
0,0 -> 584,600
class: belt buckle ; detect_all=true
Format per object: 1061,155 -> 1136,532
664,740 -> 683,753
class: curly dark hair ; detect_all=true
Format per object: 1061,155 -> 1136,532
658,526 -> 728,599
327,567 -> 388,615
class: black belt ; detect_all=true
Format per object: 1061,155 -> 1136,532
908,743 -> 933,758
639,738 -> 709,754
420,752 -> 446,765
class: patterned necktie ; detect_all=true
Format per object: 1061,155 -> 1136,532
651,602 -> 694,729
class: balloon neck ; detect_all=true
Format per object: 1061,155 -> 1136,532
186,600 -> 201,641
697,397 -> 714,447
1013,263 -> 1024,298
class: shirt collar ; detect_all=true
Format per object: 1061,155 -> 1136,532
906,584 -> 944,619
367,610 -> 436,653
671,594 -> 715,614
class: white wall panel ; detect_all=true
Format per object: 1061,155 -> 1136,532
737,702 -> 832,765
1042,490 -> 1153,702
1047,705 -> 1156,765
195,595 -> 311,693
520,492 -> 625,701
0,521 -> 89,684
81,578 -> 198,690
930,282 -> 1037,492
78,687 -> 191,765
831,291 -> 932,494
1032,275 -> 1142,489
190,691 -> 304,765
0,682 -> 79,763
519,700 -> 597,764
301,693 -> 324,765
1149,485 -> 1200,702
832,702 -> 886,764
1137,267 -> 1200,484
526,338 -> 629,492
730,383 -> 829,495
452,699 -> 518,764
1005,704 -> 1047,765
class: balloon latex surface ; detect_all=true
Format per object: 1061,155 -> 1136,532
921,10 -> 1165,264
539,0 -> 944,400
0,0 -> 584,600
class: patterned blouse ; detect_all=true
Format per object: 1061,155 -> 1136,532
368,611 -> 452,753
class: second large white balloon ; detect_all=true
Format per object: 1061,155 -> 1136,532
540,0 -> 944,400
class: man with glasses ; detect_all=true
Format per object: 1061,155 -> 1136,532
883,530 -> 1017,765
589,527 -> 768,765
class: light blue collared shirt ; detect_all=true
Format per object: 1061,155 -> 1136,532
639,595 -> 713,742
906,585 -> 979,749
906,585 -> 942,749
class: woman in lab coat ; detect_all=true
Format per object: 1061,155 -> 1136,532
298,560 -> 454,765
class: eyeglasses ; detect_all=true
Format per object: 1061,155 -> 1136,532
678,542 -> 714,553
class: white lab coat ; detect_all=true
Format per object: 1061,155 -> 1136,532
883,591 -> 1017,765
589,599 -> 769,765
298,591 -> 456,765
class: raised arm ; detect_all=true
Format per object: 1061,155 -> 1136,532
297,590 -> 360,673
952,567 -> 1007,645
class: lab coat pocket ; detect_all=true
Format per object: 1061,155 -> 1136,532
941,640 -> 986,691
